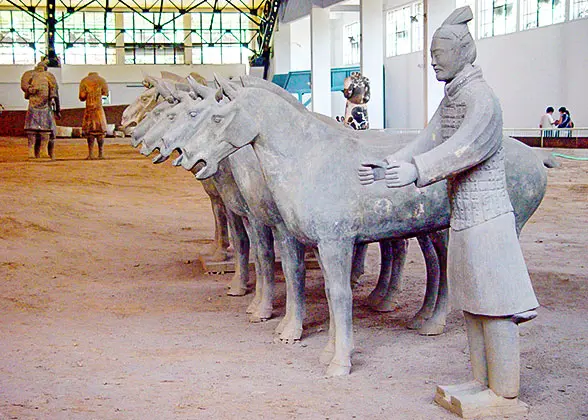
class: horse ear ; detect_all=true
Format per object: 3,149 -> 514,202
157,79 -> 176,99
187,75 -> 215,99
215,88 -> 224,103
214,73 -> 239,100
143,75 -> 156,88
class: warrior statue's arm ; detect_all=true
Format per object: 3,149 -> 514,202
358,105 -> 443,186
52,94 -> 61,119
410,93 -> 501,188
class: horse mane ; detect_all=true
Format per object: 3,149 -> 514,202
238,87 -> 411,153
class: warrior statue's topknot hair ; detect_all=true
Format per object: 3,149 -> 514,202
434,6 -> 477,64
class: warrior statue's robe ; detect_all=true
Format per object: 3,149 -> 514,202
395,63 -> 538,316
22,68 -> 58,138
79,72 -> 109,136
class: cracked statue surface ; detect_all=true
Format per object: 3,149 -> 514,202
358,6 -> 538,418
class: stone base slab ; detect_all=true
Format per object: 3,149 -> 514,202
434,381 -> 529,418
199,256 -> 320,275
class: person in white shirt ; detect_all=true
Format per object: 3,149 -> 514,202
539,106 -> 555,137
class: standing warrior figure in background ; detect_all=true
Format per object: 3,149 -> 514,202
79,72 -> 109,159
342,72 -> 370,130
358,7 -> 538,418
21,60 -> 60,159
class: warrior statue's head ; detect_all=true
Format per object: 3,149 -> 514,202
431,6 -> 476,82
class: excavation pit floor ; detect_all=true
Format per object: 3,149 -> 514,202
0,137 -> 586,419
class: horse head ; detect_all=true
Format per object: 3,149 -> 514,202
176,85 -> 259,179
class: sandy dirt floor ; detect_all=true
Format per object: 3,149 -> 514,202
0,137 -> 586,420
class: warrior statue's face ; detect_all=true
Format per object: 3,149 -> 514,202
430,36 -> 466,82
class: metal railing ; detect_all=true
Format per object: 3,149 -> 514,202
503,127 -> 588,147
383,127 -> 588,148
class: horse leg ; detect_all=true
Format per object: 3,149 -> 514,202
419,230 -> 448,336
350,243 -> 367,288
365,239 -> 394,309
273,223 -> 306,343
243,219 -> 275,322
317,240 -> 355,377
407,234 -> 440,330
225,212 -> 250,297
372,239 -> 407,312
201,179 -> 230,262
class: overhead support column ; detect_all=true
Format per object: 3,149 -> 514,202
115,13 -> 125,65
45,0 -> 59,67
310,6 -> 331,116
183,13 -> 193,64
360,0 -> 384,128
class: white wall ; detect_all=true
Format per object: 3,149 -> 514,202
383,0 -> 588,128
475,18 -> 588,127
384,52 -> 424,128
290,17 -> 312,71
0,64 -> 246,110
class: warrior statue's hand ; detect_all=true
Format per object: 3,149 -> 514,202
384,160 -> 418,188
358,160 -> 387,185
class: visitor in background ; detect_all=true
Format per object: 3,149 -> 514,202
539,106 -> 556,137
555,106 -> 571,137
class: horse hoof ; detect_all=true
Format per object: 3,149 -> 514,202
325,361 -> 351,377
365,292 -> 384,309
319,348 -> 334,365
246,298 -> 261,314
226,286 -> 247,297
419,320 -> 445,336
371,299 -> 398,313
406,315 -> 427,330
249,307 -> 272,323
278,326 -> 302,343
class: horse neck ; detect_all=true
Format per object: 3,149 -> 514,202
243,89 -> 339,160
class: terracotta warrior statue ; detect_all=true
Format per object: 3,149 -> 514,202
79,72 -> 109,159
21,59 -> 60,159
358,6 -> 538,417
342,72 -> 370,130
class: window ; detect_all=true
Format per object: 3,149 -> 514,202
386,1 -> 423,57
571,0 -> 588,19
343,22 -> 360,65
124,12 -> 184,64
479,0 -> 517,38
0,10 -> 44,64
191,12 -> 253,64
55,11 -> 117,65
521,0 -> 565,30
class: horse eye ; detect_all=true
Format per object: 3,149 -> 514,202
212,115 -> 222,123
168,114 -> 175,120
189,111 -> 198,118
141,97 -> 148,102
